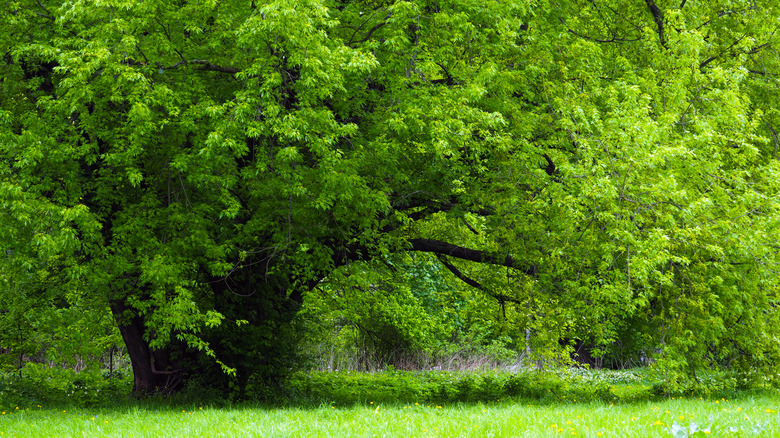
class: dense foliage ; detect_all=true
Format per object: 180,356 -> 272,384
3,0 -> 780,396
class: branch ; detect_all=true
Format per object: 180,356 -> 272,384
189,60 -> 241,74
391,192 -> 495,216
33,0 -> 54,20
699,33 -> 748,69
348,13 -> 391,46
542,153 -> 558,177
747,69 -> 779,76
409,238 -> 537,276
462,218 -> 479,235
644,0 -> 666,47
160,59 -> 240,74
150,356 -> 180,375
566,28 -> 641,43
562,16 -> 641,44
435,254 -> 524,305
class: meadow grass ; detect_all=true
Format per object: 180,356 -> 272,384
2,393 -> 780,437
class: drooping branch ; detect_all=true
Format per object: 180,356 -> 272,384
435,254 -> 524,305
409,238 -> 537,276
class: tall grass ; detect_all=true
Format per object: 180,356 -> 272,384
3,394 -> 780,437
3,363 -> 780,436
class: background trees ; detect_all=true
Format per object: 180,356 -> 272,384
2,0 -> 780,396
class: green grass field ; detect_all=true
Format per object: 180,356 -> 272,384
3,395 -> 780,437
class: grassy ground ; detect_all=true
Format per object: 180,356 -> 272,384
2,394 -> 780,437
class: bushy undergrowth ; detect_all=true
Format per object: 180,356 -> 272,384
289,368 -> 654,405
0,364 -> 132,410
4,362 -> 777,411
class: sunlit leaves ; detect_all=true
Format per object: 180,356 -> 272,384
2,0 -> 780,390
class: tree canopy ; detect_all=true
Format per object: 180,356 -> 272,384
3,0 -> 780,395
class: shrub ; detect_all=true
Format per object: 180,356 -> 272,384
0,363 -> 132,409
288,367 -> 656,405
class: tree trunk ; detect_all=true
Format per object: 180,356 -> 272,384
109,300 -> 176,396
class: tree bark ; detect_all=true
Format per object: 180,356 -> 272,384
109,299 -> 174,396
